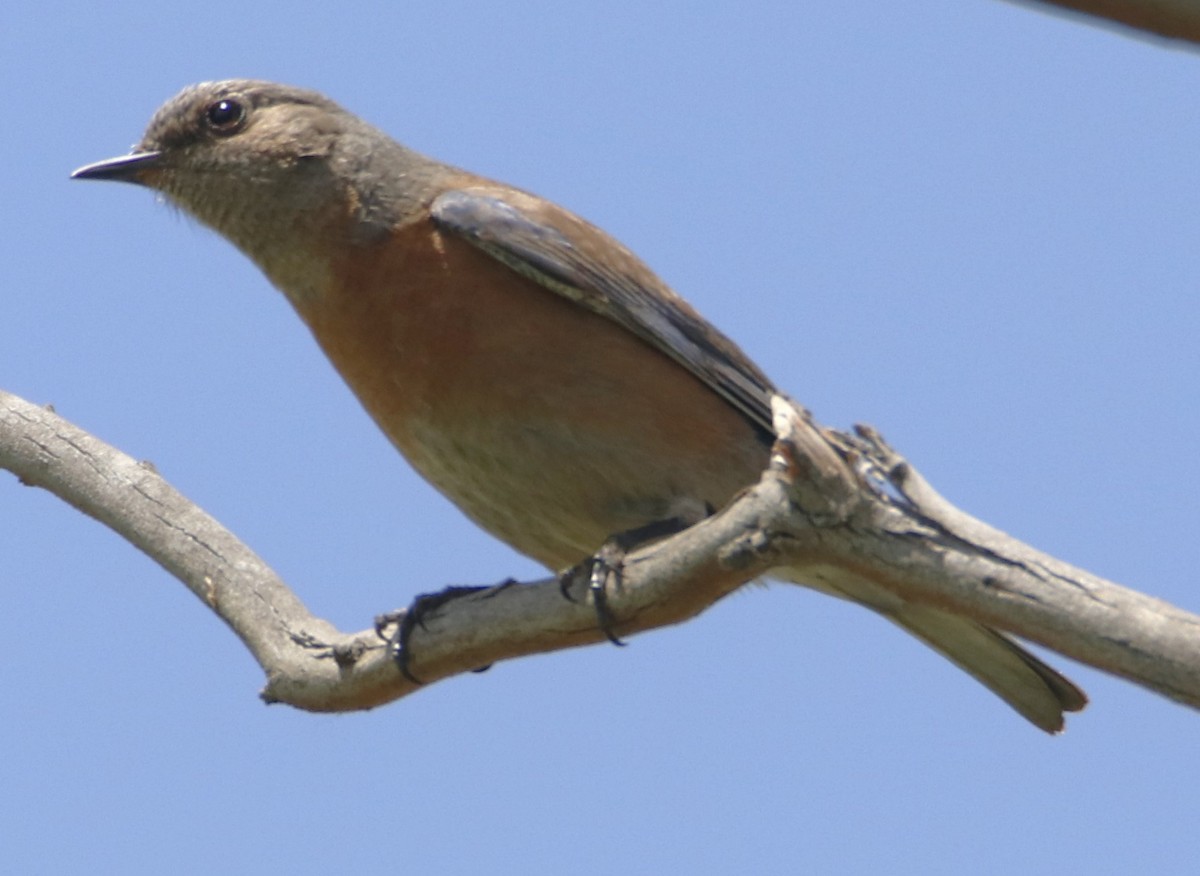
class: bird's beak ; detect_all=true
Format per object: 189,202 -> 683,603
71,150 -> 163,184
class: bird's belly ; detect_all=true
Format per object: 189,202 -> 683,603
396,406 -> 764,570
300,228 -> 771,570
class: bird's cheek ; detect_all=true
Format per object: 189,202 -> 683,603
134,167 -> 166,188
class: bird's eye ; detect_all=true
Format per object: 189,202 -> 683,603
204,98 -> 246,135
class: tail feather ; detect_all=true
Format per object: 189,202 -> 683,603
884,603 -> 1087,733
775,570 -> 1087,732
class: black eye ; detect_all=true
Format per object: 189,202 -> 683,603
204,98 -> 246,134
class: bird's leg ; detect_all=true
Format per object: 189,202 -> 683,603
560,515 -> 701,646
378,579 -> 518,683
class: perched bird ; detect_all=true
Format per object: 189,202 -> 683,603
73,80 -> 1086,731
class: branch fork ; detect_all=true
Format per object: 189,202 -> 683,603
3,388 -> 1197,715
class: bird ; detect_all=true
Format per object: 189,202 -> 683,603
72,79 -> 1086,731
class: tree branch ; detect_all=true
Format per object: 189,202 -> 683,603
1010,0 -> 1200,47
3,387 -> 1198,716
824,425 -> 1200,708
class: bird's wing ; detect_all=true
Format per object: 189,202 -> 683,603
430,186 -> 776,436
432,187 -> 1088,733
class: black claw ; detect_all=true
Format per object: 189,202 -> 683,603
557,553 -> 623,642
559,561 -> 592,603
386,584 -> 493,683
569,514 -> 697,646
588,552 -> 627,647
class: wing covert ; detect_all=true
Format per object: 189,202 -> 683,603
430,187 -> 776,435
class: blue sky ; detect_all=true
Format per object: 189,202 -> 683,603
4,2 -> 1199,873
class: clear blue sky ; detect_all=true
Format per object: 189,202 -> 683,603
4,2 -> 1199,873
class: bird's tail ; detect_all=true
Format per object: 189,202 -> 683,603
774,569 -> 1087,732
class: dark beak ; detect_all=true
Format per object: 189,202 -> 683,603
71,151 -> 163,183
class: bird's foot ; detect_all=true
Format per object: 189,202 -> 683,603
377,579 -> 517,683
559,516 -> 697,646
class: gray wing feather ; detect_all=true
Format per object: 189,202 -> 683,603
431,188 -> 775,437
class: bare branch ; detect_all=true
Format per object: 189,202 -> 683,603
1009,0 -> 1200,47
829,425 -> 1200,709
3,387 -> 1199,718
0,388 -> 785,710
